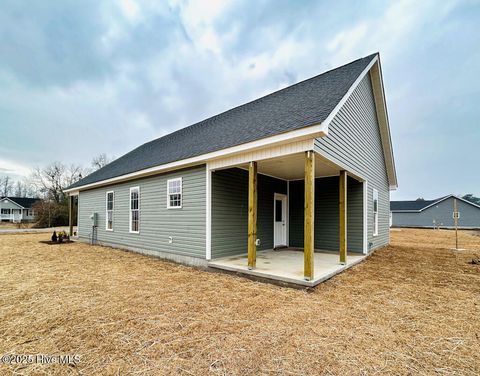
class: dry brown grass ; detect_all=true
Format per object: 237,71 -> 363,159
0,229 -> 479,375
0,222 -> 34,230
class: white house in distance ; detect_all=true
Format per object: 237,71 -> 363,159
0,197 -> 40,223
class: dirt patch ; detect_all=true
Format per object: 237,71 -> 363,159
0,229 -> 479,375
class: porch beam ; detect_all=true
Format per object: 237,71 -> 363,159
304,151 -> 315,280
69,195 -> 74,237
339,170 -> 347,264
247,161 -> 257,270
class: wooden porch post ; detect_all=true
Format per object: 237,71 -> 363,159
339,170 -> 347,264
304,151 -> 315,280
69,195 -> 74,237
248,161 -> 257,270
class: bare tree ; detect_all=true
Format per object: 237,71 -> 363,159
91,153 -> 114,171
12,179 -> 37,197
0,176 -> 13,197
31,162 -> 86,203
463,194 -> 480,206
14,180 -> 24,197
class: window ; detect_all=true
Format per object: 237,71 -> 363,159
106,191 -> 114,231
167,178 -> 182,208
275,200 -> 282,222
28,209 -> 34,217
129,187 -> 140,233
373,189 -> 379,236
1,209 -> 10,215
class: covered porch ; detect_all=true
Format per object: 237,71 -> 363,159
209,248 -> 366,287
207,145 -> 368,286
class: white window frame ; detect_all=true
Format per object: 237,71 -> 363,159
106,191 -> 114,231
167,177 -> 182,209
129,186 -> 140,233
373,188 -> 379,237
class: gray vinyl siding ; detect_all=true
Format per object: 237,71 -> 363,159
289,176 -> 363,253
211,168 -> 287,258
78,165 -> 206,258
22,209 -> 35,221
314,73 -> 390,251
392,198 -> 480,229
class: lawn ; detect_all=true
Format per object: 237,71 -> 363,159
0,222 -> 35,230
0,229 -> 479,375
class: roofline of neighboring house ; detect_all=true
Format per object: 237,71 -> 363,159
65,54 -> 397,194
0,197 -> 25,209
391,194 -> 480,213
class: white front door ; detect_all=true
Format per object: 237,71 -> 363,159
274,193 -> 287,248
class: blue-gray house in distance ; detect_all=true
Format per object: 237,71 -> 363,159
391,195 -> 480,229
65,53 -> 397,286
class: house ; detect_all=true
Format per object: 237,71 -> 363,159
0,197 -> 39,222
64,53 -> 397,286
391,195 -> 480,229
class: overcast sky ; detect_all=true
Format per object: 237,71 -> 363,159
0,0 -> 478,200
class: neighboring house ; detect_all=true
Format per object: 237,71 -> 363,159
391,195 -> 480,229
65,53 -> 397,285
0,197 -> 40,223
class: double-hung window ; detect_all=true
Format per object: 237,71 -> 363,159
373,189 -> 379,236
106,191 -> 114,231
130,187 -> 140,233
167,178 -> 182,209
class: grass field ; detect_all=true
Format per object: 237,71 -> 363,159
0,221 -> 35,230
0,229 -> 479,375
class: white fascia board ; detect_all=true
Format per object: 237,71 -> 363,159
420,194 -> 480,212
370,57 -> 398,190
64,123 -> 327,193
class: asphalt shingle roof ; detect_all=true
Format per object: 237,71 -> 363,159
1,197 -> 41,208
69,53 -> 377,190
390,196 -> 449,211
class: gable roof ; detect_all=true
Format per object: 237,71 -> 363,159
67,53 -> 396,191
391,195 -> 480,212
1,197 -> 41,209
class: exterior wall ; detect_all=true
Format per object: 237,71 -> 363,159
22,209 -> 35,222
78,165 -> 206,259
289,176 -> 364,253
314,73 -> 390,251
392,198 -> 480,229
211,168 -> 287,258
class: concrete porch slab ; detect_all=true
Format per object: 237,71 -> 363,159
208,249 -> 366,287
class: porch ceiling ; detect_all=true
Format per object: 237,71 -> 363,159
237,152 -> 341,180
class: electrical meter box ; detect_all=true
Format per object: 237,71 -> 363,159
90,212 -> 98,227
